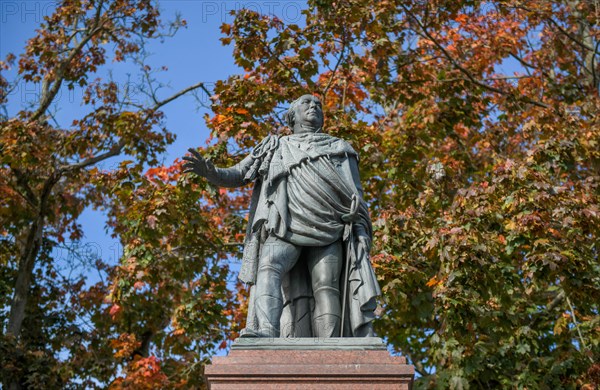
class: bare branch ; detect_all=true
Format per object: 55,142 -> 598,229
322,41 -> 347,97
59,82 -> 207,173
151,82 -> 208,111
60,140 -> 125,173
565,294 -> 594,363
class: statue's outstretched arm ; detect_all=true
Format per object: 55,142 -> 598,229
183,148 -> 254,188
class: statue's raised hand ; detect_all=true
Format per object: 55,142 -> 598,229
182,148 -> 216,179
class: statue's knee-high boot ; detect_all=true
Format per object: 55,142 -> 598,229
254,266 -> 284,337
312,285 -> 341,338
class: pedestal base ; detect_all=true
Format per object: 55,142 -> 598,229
204,337 -> 414,389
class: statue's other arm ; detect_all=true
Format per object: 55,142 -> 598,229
183,149 -> 254,188
343,154 -> 372,259
336,154 -> 365,202
347,155 -> 365,201
338,154 -> 371,233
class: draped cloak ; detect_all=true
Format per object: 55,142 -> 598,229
238,133 -> 381,337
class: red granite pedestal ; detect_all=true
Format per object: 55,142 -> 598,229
204,337 -> 414,389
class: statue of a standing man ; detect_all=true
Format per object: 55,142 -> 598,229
183,95 -> 381,338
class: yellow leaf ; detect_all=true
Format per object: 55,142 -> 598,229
553,316 -> 567,335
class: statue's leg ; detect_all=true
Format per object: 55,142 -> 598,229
254,235 -> 301,337
306,240 -> 343,338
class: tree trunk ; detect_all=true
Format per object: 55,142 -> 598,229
3,216 -> 44,390
5,171 -> 58,390
7,215 -> 44,336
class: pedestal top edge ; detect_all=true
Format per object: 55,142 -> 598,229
230,336 -> 388,350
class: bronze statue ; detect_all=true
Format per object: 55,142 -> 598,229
183,95 -> 380,338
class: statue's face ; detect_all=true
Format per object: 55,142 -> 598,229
293,95 -> 323,133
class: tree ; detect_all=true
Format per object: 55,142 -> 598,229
1,0 -> 239,388
3,0 -> 599,388
207,0 -> 599,388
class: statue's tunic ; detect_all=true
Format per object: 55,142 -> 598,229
237,133 -> 381,337
285,157 -> 346,246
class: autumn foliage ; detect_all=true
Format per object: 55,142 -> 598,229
209,1 -> 600,388
1,0 -> 236,388
2,0 -> 600,389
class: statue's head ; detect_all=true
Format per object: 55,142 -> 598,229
285,94 -> 323,134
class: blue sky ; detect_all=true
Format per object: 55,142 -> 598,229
1,0 -> 307,274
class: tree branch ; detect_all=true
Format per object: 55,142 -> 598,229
322,41 -> 347,97
32,3 -> 107,123
507,3 -> 600,55
263,43 -> 306,88
413,360 -> 430,377
9,166 -> 38,207
60,140 -> 125,173
151,82 -> 208,111
529,290 -> 564,328
401,4 -> 549,109
565,294 -> 594,363
59,82 -> 206,174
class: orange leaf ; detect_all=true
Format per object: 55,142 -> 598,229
109,304 -> 122,319
426,275 -> 439,287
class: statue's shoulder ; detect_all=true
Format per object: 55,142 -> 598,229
277,133 -> 359,159
337,137 -> 358,153
251,134 -> 280,156
326,135 -> 359,158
